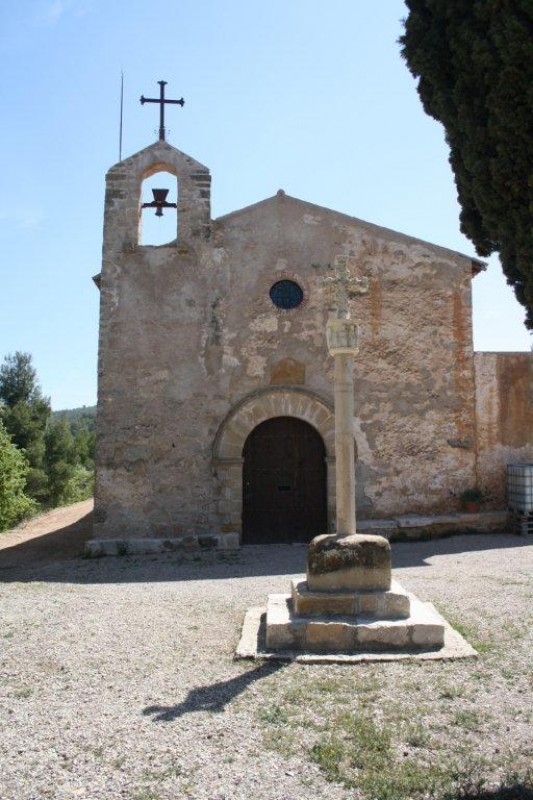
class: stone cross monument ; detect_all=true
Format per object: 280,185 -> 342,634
305,256 -> 391,594
256,258 -> 446,656
320,256 -> 368,536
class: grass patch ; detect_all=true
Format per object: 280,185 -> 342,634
361,759 -> 444,800
309,711 -> 448,799
453,708 -> 484,731
439,682 -> 468,700
309,736 -> 345,782
306,710 -> 515,800
262,728 -> 297,757
14,685 -> 33,699
438,609 -> 493,654
256,662 -> 531,800
405,721 -> 430,748
132,791 -> 162,800
258,704 -> 290,726
349,713 -> 392,765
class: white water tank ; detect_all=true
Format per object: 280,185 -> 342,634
507,463 -> 533,514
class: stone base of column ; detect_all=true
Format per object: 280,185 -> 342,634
264,589 -> 445,653
307,533 -> 392,591
248,533 -> 447,657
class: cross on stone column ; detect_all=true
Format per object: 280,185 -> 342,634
320,256 -> 369,536
319,255 -> 369,319
140,80 -> 185,141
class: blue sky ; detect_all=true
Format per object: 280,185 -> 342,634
1,0 -> 530,410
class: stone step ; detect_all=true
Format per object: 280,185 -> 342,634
291,578 -> 411,619
266,591 -> 445,654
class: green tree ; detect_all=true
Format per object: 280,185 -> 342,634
44,416 -> 77,506
0,352 -> 41,406
63,464 -> 94,504
0,354 -> 94,508
0,422 -> 36,531
400,0 -> 533,328
0,352 -> 51,502
2,398 -> 50,453
71,421 -> 96,469
44,417 -> 95,505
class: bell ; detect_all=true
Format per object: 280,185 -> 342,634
141,187 -> 176,217
152,188 -> 169,204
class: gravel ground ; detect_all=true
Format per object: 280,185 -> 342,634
0,506 -> 532,800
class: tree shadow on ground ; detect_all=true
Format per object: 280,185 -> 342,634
143,660 -> 285,721
390,530 -> 532,568
0,511 -> 93,569
448,784 -> 533,800
0,514 -> 531,585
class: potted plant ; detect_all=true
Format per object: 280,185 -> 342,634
460,487 -> 483,513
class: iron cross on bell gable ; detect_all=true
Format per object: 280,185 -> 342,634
140,80 -> 185,142
140,80 -> 184,217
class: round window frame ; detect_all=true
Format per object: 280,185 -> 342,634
269,279 -> 304,311
265,270 -> 308,314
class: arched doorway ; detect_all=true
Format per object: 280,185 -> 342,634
242,417 -> 327,544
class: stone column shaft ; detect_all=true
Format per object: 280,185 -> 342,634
334,352 -> 356,536
326,315 -> 360,538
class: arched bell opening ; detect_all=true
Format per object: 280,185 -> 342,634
139,169 -> 178,245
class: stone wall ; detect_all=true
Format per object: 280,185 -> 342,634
474,352 -> 533,507
212,192 -> 479,520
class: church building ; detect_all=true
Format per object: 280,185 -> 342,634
90,131 -> 532,552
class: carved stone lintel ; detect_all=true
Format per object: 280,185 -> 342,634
326,317 -> 359,356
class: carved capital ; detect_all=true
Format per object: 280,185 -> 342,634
326,317 -> 359,356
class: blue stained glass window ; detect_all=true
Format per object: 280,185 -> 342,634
269,280 -> 304,310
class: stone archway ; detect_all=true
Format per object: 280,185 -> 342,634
212,387 -> 336,541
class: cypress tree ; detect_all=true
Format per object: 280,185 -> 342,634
401,0 -> 533,328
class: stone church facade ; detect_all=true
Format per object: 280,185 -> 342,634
91,139 -> 533,550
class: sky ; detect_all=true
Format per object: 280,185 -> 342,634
1,0 -> 530,411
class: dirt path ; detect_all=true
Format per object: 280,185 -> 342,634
0,499 -> 93,567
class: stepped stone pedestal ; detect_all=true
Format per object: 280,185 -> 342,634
264,532 -> 445,655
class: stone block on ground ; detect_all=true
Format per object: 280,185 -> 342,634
307,533 -> 391,591
291,578 -> 411,619
306,620 -> 356,652
356,619 -> 410,649
265,594 -> 305,651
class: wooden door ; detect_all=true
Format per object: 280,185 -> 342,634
242,417 -> 327,544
